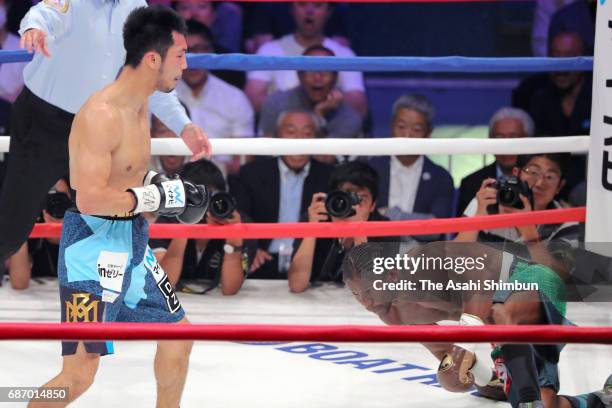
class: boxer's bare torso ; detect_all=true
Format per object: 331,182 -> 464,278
69,83 -> 151,216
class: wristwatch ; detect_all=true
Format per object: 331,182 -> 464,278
223,243 -> 243,254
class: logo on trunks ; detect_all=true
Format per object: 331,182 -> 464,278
144,247 -> 164,282
96,251 -> 129,293
157,275 -> 181,313
65,293 -> 99,323
97,263 -> 124,279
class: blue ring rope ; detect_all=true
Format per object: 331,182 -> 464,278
0,50 -> 593,72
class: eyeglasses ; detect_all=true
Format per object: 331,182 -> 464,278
521,166 -> 561,186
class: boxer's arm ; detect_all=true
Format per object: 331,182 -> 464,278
19,0 -> 73,42
71,106 -> 136,216
422,341 -> 454,361
148,91 -> 191,138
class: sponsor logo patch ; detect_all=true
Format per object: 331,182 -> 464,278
144,247 -> 164,283
97,251 -> 129,293
43,0 -> 70,13
158,275 -> 181,313
143,247 -> 181,313
162,180 -> 185,208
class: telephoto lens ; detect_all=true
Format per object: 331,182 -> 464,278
45,191 -> 73,219
325,190 -> 362,218
209,192 -> 237,219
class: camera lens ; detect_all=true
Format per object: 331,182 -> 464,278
331,196 -> 349,214
209,192 -> 236,219
498,188 -> 517,207
45,191 -> 72,219
325,190 -> 361,218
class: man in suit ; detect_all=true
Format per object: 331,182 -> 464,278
369,94 -> 454,242
456,107 -> 534,215
234,109 -> 334,278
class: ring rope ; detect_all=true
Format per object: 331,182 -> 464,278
0,51 -> 592,72
1,323 -> 610,344
187,54 -> 593,73
30,208 -> 585,239
0,136 -> 590,155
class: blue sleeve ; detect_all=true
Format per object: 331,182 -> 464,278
148,91 -> 191,137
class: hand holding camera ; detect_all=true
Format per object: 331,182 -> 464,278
475,179 -> 498,215
206,192 -> 242,247
476,177 -> 534,215
308,192 -> 330,223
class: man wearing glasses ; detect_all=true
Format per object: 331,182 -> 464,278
456,153 -> 583,282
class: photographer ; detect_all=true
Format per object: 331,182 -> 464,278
8,178 -> 72,290
288,161 -> 396,293
455,153 -> 582,277
151,159 -> 255,295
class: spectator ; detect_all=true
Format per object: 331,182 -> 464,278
456,153 -> 582,278
8,178 -> 72,290
528,31 -> 591,137
456,107 -> 534,216
172,0 -> 242,53
517,31 -> 591,200
531,0 -> 575,57
245,2 -> 367,117
288,161 -> 396,293
0,0 -> 25,103
548,0 -> 595,55
243,2 -> 350,54
233,109 -> 334,278
173,1 -> 245,88
151,160 -> 255,296
258,45 -> 362,139
176,20 -> 254,175
369,94 -> 454,241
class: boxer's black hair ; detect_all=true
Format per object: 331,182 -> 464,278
123,6 -> 187,68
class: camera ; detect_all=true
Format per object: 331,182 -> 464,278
209,192 -> 237,219
325,190 -> 362,218
45,191 -> 73,219
487,177 -> 534,214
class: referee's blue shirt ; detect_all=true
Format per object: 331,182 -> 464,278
19,0 -> 190,136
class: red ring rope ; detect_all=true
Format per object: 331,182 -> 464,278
30,208 -> 585,239
0,323 -> 609,344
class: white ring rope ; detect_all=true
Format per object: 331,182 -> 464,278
0,135 -> 590,156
